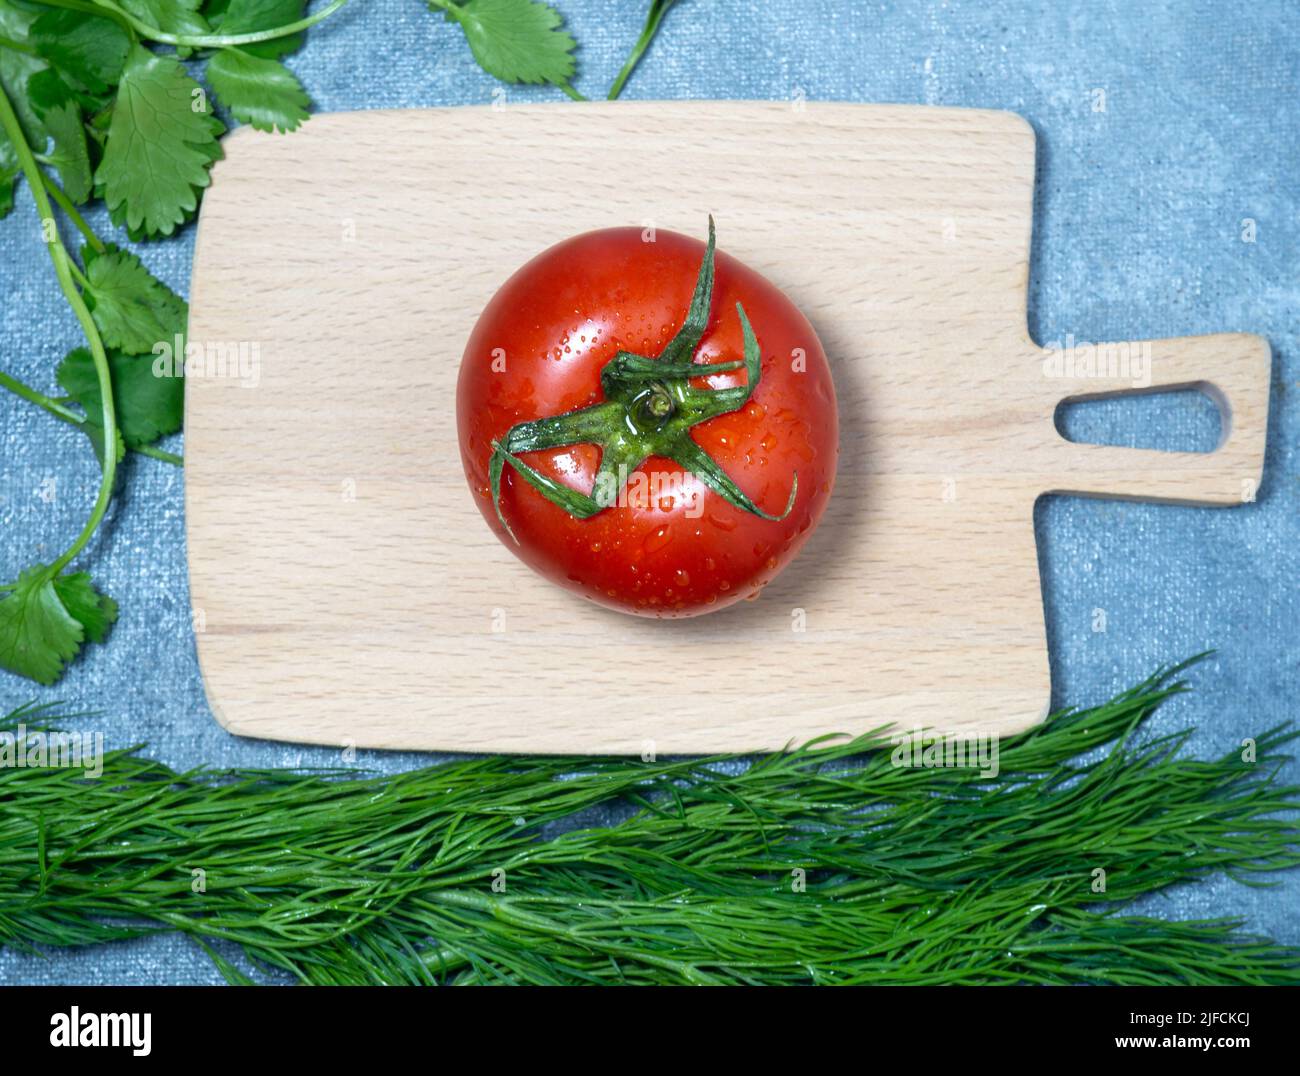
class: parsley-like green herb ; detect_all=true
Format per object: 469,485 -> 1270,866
58,345 -> 184,452
431,0 -> 580,97
0,1 -> 680,684
0,0 -> 340,684
81,243 -> 188,354
2,662 -> 1297,984
0,568 -> 117,685
97,44 -> 223,236
205,45 -> 309,132
430,0 -> 681,102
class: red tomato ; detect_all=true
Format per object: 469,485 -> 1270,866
457,225 -> 838,617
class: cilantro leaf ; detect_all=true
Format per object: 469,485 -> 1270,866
211,0 -> 308,60
25,64 -> 76,113
119,0 -> 211,38
27,71 -> 93,204
58,345 -> 183,451
0,4 -> 97,206
38,101 -> 93,204
437,0 -> 577,87
206,47 -> 309,134
54,348 -> 127,466
29,7 -> 131,95
0,1 -> 47,144
82,244 -> 188,354
51,572 -> 118,645
95,44 -> 224,237
0,565 -> 117,685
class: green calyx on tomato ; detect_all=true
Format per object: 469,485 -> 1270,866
489,218 -> 797,543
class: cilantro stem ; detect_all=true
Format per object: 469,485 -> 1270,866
88,0 -> 350,48
0,370 -> 183,466
66,258 -> 91,290
0,370 -> 82,425
607,0 -> 678,100
0,82 -> 117,576
40,173 -> 106,254
134,443 -> 183,465
0,34 -> 38,56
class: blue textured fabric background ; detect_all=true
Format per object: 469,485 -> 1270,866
1,0 -> 1296,984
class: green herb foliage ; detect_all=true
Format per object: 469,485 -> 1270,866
2,663 -> 1297,984
0,1 -> 679,684
0,0 -> 339,685
431,0 -> 579,95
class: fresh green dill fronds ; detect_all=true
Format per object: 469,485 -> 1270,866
1,660 -> 1296,984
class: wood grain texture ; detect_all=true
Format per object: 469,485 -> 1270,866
185,102 -> 1270,753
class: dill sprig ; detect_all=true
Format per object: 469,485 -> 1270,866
1,660 -> 1297,985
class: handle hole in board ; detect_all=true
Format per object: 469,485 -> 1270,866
1053,387 -> 1223,454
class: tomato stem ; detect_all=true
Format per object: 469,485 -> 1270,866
489,219 -> 797,540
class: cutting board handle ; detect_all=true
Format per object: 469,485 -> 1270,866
1040,332 -> 1271,505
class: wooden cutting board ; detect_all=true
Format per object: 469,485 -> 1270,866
185,102 -> 1270,754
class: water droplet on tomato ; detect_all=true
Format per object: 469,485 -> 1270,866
643,525 -> 673,554
590,541 -> 602,553
708,513 -> 736,532
761,433 -> 778,450
704,557 -> 716,572
719,580 -> 731,591
674,569 -> 690,588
